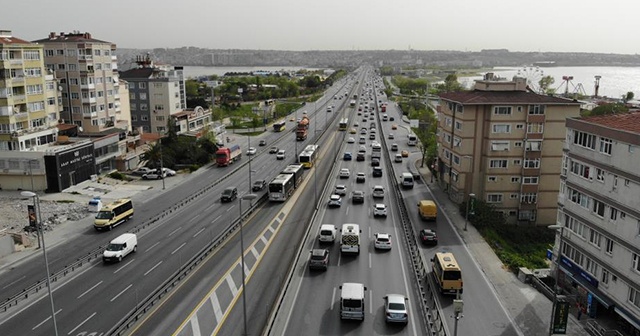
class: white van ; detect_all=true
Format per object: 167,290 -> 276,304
340,282 -> 367,321
401,172 -> 414,189
319,224 -> 337,243
103,233 -> 137,263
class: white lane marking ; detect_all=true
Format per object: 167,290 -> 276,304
226,205 -> 235,212
369,290 -> 373,315
330,287 -> 337,311
226,274 -> 238,296
110,284 -> 133,302
190,316 -> 202,336
114,259 -> 135,274
267,225 -> 275,233
205,202 -> 217,211
188,214 -> 200,222
369,253 -> 372,269
260,235 -> 268,245
2,275 -> 26,289
77,280 -> 103,299
144,261 -> 163,276
251,246 -> 259,259
193,227 -> 205,238
346,205 -> 349,216
67,312 -> 96,335
210,292 -> 223,323
32,309 -> 61,330
171,242 -> 186,255
168,226 -> 182,237
211,215 -> 221,224
145,241 -> 160,252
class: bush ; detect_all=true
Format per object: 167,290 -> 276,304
109,172 -> 127,180
188,164 -> 200,172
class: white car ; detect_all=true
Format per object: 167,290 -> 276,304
384,294 -> 408,324
373,203 -> 387,217
247,147 -> 257,155
388,133 -> 395,139
339,168 -> 350,178
395,154 -> 403,162
328,194 -> 342,207
374,233 -> 392,250
372,185 -> 385,198
276,149 -> 286,160
160,168 -> 177,176
334,185 -> 347,195
347,137 -> 355,143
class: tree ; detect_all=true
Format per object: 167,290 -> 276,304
623,91 -> 634,102
538,76 -> 555,94
185,80 -> 200,96
589,103 -> 628,116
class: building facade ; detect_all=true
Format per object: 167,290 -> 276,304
436,74 -> 581,225
554,112 -> 640,333
33,31 -> 121,134
119,54 -> 185,135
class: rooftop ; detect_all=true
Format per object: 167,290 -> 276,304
439,90 -> 580,105
579,111 -> 640,134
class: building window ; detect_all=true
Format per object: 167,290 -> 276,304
454,120 -> 462,130
155,115 -> 165,121
445,117 -> 452,127
140,104 -> 148,111
488,176 -> 497,182
491,141 -> 510,151
514,141 -> 523,147
625,179 -> 630,187
605,238 -> 613,255
131,115 -> 137,121
154,104 -> 165,111
633,254 -> 640,274
592,199 -> 606,217
510,193 -> 519,199
525,140 -> 542,151
492,124 -> 511,133
599,137 -> 612,155
516,124 -> 524,130
139,82 -> 147,89
528,105 -> 545,115
511,176 -> 520,183
601,268 -> 609,285
570,161 -> 591,179
452,155 -> 460,165
518,210 -> 536,221
494,106 -> 512,115
139,93 -> 147,100
487,194 -> 503,203
524,158 -> 540,169
520,193 -> 537,204
522,177 -> 539,184
141,115 -> 149,121
527,123 -> 544,134
585,257 -> 599,276
573,130 -> 596,150
596,168 -> 605,182
490,159 -> 508,168
565,215 -> 586,238
513,159 -> 521,165
610,207 -> 619,221
589,230 -> 602,248
568,188 -> 590,209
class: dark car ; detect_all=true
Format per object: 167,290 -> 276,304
252,180 -> 266,191
352,190 -> 365,204
357,152 -> 365,161
221,187 -> 238,202
419,229 -> 438,245
343,152 -> 352,161
371,158 -> 380,167
390,117 -> 395,121
309,249 -> 329,270
372,167 -> 383,177
259,139 -> 267,146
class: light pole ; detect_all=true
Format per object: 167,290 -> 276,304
247,133 -> 252,191
294,109 -> 298,163
238,193 -> 257,336
159,137 -> 165,190
464,193 -> 475,231
548,224 -> 569,335
21,191 -> 58,336
25,159 -> 40,248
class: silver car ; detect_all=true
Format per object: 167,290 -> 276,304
384,294 -> 408,324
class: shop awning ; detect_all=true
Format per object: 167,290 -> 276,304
614,306 -> 640,330
559,265 -> 615,309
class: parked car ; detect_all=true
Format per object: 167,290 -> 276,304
161,168 -> 176,176
252,180 -> 266,191
142,171 -> 166,180
132,167 -> 154,176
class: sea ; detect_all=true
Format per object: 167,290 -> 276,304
459,66 -> 640,99
183,66 -> 324,79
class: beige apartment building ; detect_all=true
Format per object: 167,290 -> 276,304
33,31 -> 121,134
554,112 -> 640,333
436,74 -> 581,225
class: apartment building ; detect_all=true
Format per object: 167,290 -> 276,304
554,112 -> 640,333
436,74 -> 581,225
33,31 -> 122,134
119,54 -> 186,135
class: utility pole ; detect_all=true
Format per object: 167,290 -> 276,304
453,290 -> 464,336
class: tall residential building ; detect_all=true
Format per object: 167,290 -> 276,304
119,54 -> 185,134
33,31 -> 121,133
554,112 -> 640,333
436,74 -> 581,225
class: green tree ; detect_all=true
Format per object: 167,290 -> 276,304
538,76 -> 555,94
185,80 -> 199,96
141,142 -> 162,168
589,103 -> 629,116
623,91 -> 634,102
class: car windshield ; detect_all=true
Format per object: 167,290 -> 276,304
95,211 -> 113,219
106,243 -> 123,251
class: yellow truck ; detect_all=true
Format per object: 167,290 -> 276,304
417,200 -> 437,221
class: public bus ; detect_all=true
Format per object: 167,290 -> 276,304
281,164 -> 304,189
273,121 -> 287,132
408,133 -> 418,146
94,199 -> 134,231
299,144 -> 319,169
431,252 -> 463,295
268,173 -> 295,202
338,118 -> 349,131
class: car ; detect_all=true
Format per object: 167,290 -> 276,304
349,128 -> 357,134
334,185 -> 347,195
419,229 -> 438,245
371,158 -> 380,167
355,152 -> 365,161
360,128 -> 367,135
391,143 -> 398,151
269,146 -> 279,154
328,194 -> 342,207
318,224 -> 337,243
372,167 -> 383,177
308,249 -> 329,271
252,180 -> 266,191
276,149 -> 286,160
384,294 -> 409,324
391,124 -> 398,130
369,134 -> 376,140
369,116 -> 374,120
372,185 -> 385,198
221,187 -> 238,202
247,147 -> 257,155
356,172 -> 366,183
160,168 -> 176,176
359,137 -> 366,144
132,167 -> 154,176
395,154 -> 403,163
373,203 -> 388,217
388,133 -> 395,139
401,150 -> 409,157
142,170 -> 166,180
343,152 -> 352,161
339,168 -> 350,178
289,117 -> 295,122
374,233 -> 392,250
370,123 -> 376,129
352,190 -> 365,204
390,117 -> 395,121
347,137 -> 355,143
353,122 -> 359,127
259,139 -> 267,146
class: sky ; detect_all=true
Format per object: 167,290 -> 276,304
3,0 -> 639,54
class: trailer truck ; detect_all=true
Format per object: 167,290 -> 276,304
215,144 -> 242,166
296,116 -> 310,141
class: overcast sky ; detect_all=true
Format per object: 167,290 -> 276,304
3,0 -> 639,54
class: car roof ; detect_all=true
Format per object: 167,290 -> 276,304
386,293 -> 407,304
353,190 -> 364,194
376,233 -> 390,239
311,249 -> 327,256
330,194 -> 341,199
375,203 -> 386,208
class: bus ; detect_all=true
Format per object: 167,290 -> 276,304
94,199 -> 134,231
431,252 -> 463,295
268,173 -> 295,201
281,164 -> 304,189
408,133 -> 418,146
273,121 -> 287,132
299,144 -> 319,168
339,118 -> 349,131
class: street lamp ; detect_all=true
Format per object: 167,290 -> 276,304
548,224 -> 569,335
21,191 -> 58,336
238,193 -> 258,336
247,133 -> 252,191
464,193 -> 475,231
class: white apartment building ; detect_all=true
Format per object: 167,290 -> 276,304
556,111 -> 640,333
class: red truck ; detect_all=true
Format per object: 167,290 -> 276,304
216,144 -> 242,166
296,116 -> 310,141
380,104 -> 387,112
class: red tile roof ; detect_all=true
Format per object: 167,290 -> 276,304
581,112 -> 640,134
0,35 -> 32,45
439,90 -> 580,105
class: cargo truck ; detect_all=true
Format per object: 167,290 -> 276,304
215,144 -> 242,166
296,116 -> 309,140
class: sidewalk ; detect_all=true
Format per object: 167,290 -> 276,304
413,159 -> 586,336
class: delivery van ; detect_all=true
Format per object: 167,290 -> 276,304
418,200 -> 437,221
401,172 -> 414,189
340,282 -> 367,321
103,233 -> 137,263
319,224 -> 337,243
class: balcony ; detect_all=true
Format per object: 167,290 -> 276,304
78,55 -> 93,61
13,111 -> 29,120
11,76 -> 25,84
80,83 -> 96,89
9,59 -> 23,66
83,111 -> 98,118
82,97 -> 97,104
11,95 -> 26,104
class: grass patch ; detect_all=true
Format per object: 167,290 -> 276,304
479,225 -> 554,273
55,200 -> 75,203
